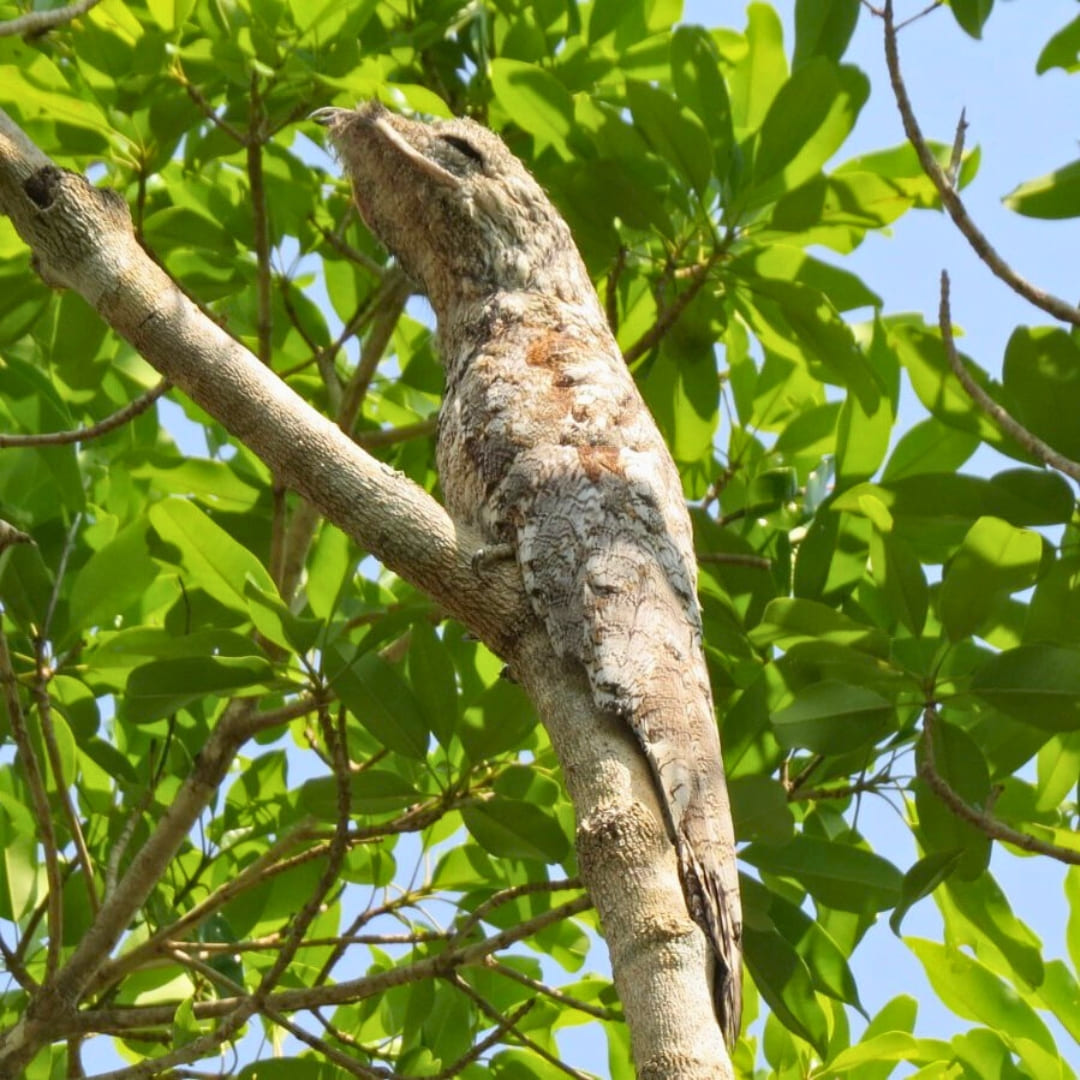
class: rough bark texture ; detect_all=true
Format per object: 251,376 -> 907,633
319,102 -> 742,1049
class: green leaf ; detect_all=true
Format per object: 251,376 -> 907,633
742,834 -> 902,912
1036,731 -> 1080,812
490,59 -> 574,157
890,850 -> 964,935
729,3 -> 788,136
462,798 -> 569,862
148,498 -> 276,616
943,873 -> 1044,989
743,924 -> 830,1055
950,0 -> 994,39
459,678 -> 537,762
124,655 -> 275,723
907,937 -> 1056,1054
793,0 -> 860,67
729,775 -> 795,845
744,877 -> 863,1009
771,681 -> 893,754
751,597 -> 891,657
915,719 -> 991,880
408,622 -> 459,747
325,647 -> 431,759
1004,158 -> 1080,219
938,517 -> 1043,642
244,580 -> 321,655
869,525 -> 928,636
297,770 -> 419,820
749,59 -> 868,207
69,518 -> 158,634
1003,326 -> 1080,457
971,645 -> 1080,731
1037,16 -> 1080,74
832,471 -> 1074,555
670,25 -> 734,180
882,418 -> 978,482
626,79 -> 712,197
821,1031 -> 953,1077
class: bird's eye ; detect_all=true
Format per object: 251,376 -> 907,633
440,134 -> 484,165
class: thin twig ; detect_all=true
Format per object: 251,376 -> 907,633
449,975 -> 590,1080
356,416 -> 438,449
0,0 -> 102,37
880,0 -> 1080,327
486,958 -> 618,1021
431,1000 -> 534,1079
938,272 -> 1080,482
920,705 -> 1080,864
946,108 -> 967,188
454,878 -> 585,943
0,380 -> 170,447
338,270 -> 412,433
623,254 -> 717,365
179,77 -> 246,145
314,215 -> 385,276
698,551 -> 772,570
0,623 -> 64,975
605,245 -> 627,335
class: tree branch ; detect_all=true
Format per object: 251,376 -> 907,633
880,0 -> 1080,327
920,705 -> 1080,865
0,0 -> 102,38
0,378 -> 170,447
938,272 -> 1080,482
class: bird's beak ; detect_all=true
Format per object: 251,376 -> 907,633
310,107 -> 347,126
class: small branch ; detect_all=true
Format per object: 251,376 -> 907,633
0,623 -> 64,975
938,272 -> 1080,482
338,269 -> 412,433
179,76 -> 246,146
314,214 -> 385,276
622,254 -> 717,365
0,380 -> 170,448
698,551 -> 772,571
881,0 -> 1080,327
453,878 -> 585,943
920,705 -> 1080,864
605,245 -> 627,335
946,108 -> 967,189
486,958 -> 617,1021
356,416 -> 437,449
0,0 -> 102,37
449,975 -> 589,1080
430,1000 -> 534,1079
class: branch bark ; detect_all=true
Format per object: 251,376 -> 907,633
0,110 -> 730,1078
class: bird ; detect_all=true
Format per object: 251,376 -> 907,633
313,101 -> 743,1047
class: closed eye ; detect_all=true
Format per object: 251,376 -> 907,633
440,134 -> 484,165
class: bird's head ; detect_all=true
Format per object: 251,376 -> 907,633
313,102 -> 591,318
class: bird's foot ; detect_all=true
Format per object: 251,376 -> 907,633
470,542 -> 515,576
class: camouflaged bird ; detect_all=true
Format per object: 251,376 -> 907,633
315,101 -> 742,1045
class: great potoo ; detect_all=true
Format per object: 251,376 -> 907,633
315,101 -> 742,1046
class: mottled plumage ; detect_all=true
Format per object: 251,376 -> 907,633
316,102 -> 742,1045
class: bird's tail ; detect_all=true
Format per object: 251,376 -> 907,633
676,810 -> 743,1048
